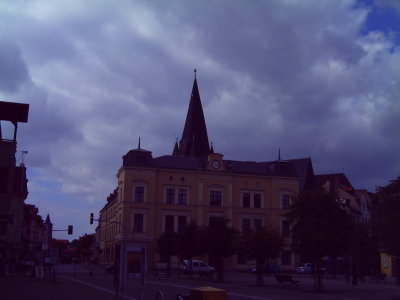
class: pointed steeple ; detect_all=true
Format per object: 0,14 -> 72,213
172,138 -> 179,155
175,70 -> 210,157
45,214 -> 52,224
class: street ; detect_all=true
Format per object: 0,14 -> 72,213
1,264 -> 400,300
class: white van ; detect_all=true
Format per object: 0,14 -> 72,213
180,260 -> 215,274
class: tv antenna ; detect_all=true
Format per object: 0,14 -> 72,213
19,150 -> 28,166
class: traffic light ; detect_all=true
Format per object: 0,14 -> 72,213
68,225 -> 73,235
90,213 -> 94,225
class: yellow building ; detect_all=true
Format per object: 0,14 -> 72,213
98,75 -> 303,270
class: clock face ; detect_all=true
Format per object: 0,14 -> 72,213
212,160 -> 220,169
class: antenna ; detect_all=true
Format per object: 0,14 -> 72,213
19,150 -> 28,166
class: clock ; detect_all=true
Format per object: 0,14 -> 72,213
212,160 -> 220,169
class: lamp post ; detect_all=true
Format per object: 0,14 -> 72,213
50,225 -> 73,281
90,213 -> 131,299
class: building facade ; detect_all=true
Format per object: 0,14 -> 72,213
97,76 -> 303,270
0,101 -> 29,259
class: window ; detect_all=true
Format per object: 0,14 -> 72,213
241,191 -> 263,208
117,188 -> 122,202
242,193 -> 250,208
281,251 -> 292,266
209,191 -> 222,206
133,214 -> 143,232
134,186 -> 144,202
165,215 -> 174,233
282,220 -> 291,237
178,189 -> 187,205
254,218 -> 262,229
178,216 -> 187,233
165,187 -> 189,204
241,218 -> 251,231
254,193 -> 262,208
166,189 -> 175,204
281,194 -> 291,209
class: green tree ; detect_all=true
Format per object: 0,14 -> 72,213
238,225 -> 282,286
71,233 -> 95,261
376,176 -> 400,284
350,222 -> 379,278
202,217 -> 237,281
287,189 -> 352,291
177,221 -> 204,277
156,231 -> 178,277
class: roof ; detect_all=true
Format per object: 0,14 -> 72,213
173,77 -> 210,157
314,173 -> 354,193
0,101 -> 29,123
286,158 -> 315,190
125,154 -> 299,178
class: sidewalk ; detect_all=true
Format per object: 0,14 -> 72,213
0,276 -> 117,300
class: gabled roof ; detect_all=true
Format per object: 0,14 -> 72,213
173,76 -> 210,157
287,158 -> 315,190
314,173 -> 354,193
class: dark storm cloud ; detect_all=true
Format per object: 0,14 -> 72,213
0,38 -> 29,92
1,0 -> 399,238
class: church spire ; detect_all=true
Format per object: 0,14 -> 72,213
174,70 -> 210,157
172,138 -> 179,155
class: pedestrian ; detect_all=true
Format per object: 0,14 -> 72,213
352,262 -> 358,286
344,260 -> 350,283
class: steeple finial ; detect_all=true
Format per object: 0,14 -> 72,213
138,137 -> 141,150
194,69 -> 197,79
278,148 -> 281,161
210,142 -> 214,153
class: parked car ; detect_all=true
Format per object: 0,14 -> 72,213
296,263 -> 326,274
249,264 -> 281,274
105,264 -> 114,274
180,260 -> 215,275
71,257 -> 81,264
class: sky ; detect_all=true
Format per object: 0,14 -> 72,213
0,0 -> 399,240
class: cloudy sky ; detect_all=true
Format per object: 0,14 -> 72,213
1,0 -> 399,239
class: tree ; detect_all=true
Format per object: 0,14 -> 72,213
71,233 -> 95,261
202,217 -> 237,281
350,222 -> 379,278
156,231 -> 178,277
287,189 -> 352,291
238,225 -> 282,286
376,176 -> 400,284
176,221 -> 204,277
